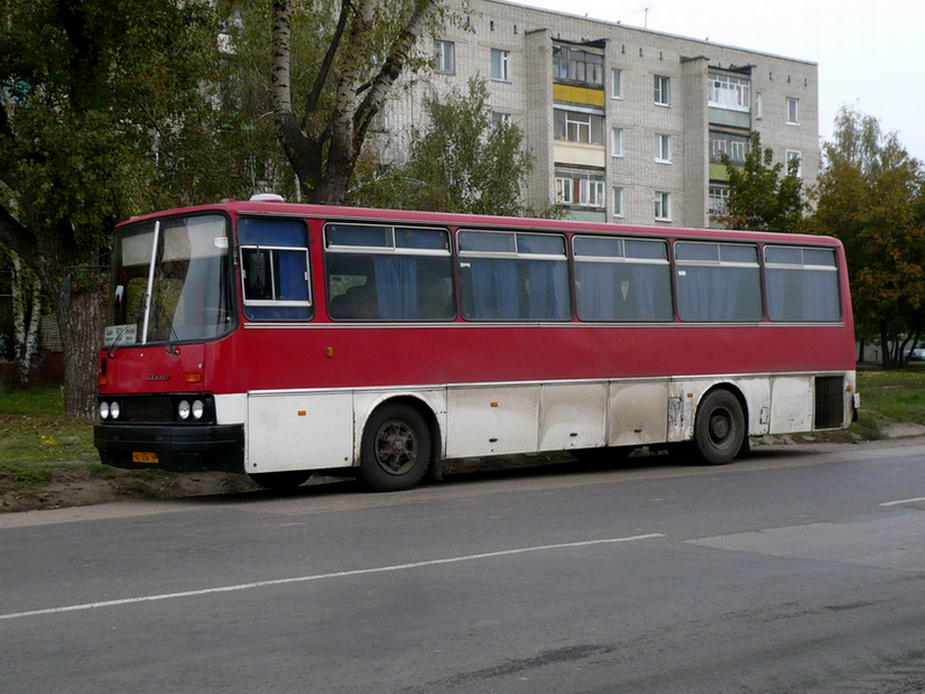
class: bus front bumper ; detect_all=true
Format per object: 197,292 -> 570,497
94,423 -> 245,473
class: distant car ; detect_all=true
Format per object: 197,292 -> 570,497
911,345 -> 925,361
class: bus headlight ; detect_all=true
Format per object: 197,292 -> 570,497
178,400 -> 191,420
109,401 -> 120,420
191,399 -> 205,420
100,402 -> 110,420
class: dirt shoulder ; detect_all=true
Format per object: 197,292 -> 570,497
4,424 -> 925,514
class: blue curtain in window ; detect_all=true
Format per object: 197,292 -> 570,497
278,250 -> 308,302
679,267 -> 740,321
576,263 -> 614,320
527,261 -> 568,319
631,265 -> 661,320
374,256 -> 418,319
468,259 -> 519,319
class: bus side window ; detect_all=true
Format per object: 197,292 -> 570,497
325,224 -> 455,321
765,246 -> 840,321
458,230 -> 570,321
675,242 -> 762,322
238,217 -> 313,321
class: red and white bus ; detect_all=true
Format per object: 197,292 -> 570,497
94,197 -> 858,491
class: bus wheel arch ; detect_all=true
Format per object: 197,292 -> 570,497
691,385 -> 748,465
358,397 -> 439,492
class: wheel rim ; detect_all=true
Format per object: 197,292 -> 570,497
708,408 -> 732,445
374,419 -> 418,475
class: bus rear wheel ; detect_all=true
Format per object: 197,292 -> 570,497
360,403 -> 432,492
692,389 -> 745,465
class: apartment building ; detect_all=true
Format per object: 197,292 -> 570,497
383,0 -> 819,228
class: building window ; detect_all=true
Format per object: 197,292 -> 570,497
654,75 -> 670,106
553,46 -> 603,86
611,128 -> 624,157
786,150 -> 802,178
555,177 -> 573,204
655,191 -> 671,220
556,172 -> 605,207
655,133 -> 671,163
708,72 -> 751,112
491,49 -> 511,82
612,187 -> 624,217
492,111 -> 512,128
611,68 -> 623,98
754,93 -> 763,120
434,40 -> 455,74
708,185 -> 730,218
709,131 -> 750,164
554,108 -> 604,145
787,97 -> 799,124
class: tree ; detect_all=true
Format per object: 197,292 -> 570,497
0,0 -> 218,416
807,106 -> 925,367
5,250 -> 42,387
353,78 -> 536,216
270,0 -> 445,204
716,131 -> 805,232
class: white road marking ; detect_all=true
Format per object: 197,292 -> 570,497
0,533 -> 663,622
879,497 -> 925,507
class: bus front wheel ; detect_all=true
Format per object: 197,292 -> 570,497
692,389 -> 745,465
360,403 -> 432,492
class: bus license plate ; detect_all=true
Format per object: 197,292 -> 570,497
132,451 -> 159,464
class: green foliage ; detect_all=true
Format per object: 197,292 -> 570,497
0,0 -> 220,245
807,106 -> 925,363
353,78 -> 536,216
716,131 -> 805,232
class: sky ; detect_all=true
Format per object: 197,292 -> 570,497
516,0 -> 925,162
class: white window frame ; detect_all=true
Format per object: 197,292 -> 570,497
708,185 -> 730,217
787,97 -> 800,125
554,108 -> 604,145
654,75 -> 671,106
786,149 -> 803,178
555,177 -> 573,204
581,179 -> 605,207
492,111 -> 512,128
612,187 -> 624,218
708,73 -> 751,112
655,191 -> 671,221
556,174 -> 605,208
434,40 -> 455,74
611,68 -> 623,99
491,48 -> 511,82
611,127 -> 624,157
655,133 -> 671,163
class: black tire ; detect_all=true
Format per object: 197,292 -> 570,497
691,389 -> 745,465
359,403 -> 432,492
249,470 -> 311,492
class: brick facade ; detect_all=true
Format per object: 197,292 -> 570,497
381,0 -> 819,228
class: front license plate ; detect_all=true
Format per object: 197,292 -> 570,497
132,451 -> 159,464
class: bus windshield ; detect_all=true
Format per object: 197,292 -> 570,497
103,214 -> 234,348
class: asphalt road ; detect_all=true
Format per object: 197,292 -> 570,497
2,439 -> 925,693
